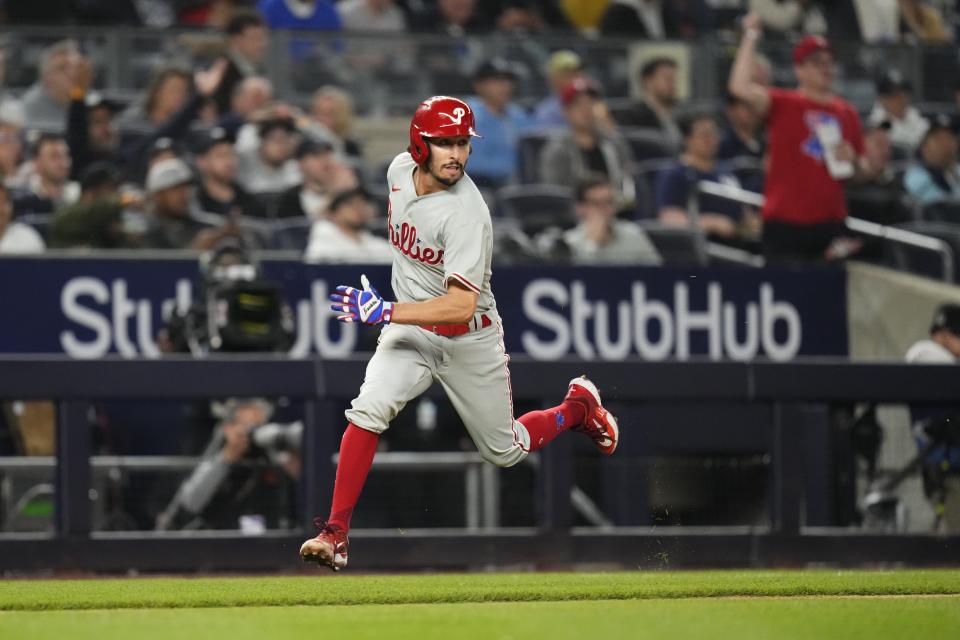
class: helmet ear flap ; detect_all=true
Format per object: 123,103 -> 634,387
408,130 -> 430,164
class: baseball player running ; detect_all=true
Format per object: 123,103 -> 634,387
300,96 -> 619,571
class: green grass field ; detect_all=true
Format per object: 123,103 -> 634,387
1,570 -> 958,640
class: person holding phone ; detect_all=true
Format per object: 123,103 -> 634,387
728,13 -> 875,262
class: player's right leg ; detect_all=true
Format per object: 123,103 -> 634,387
301,325 -> 437,571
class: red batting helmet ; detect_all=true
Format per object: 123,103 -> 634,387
408,96 -> 481,165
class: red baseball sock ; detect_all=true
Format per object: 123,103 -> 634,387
519,401 -> 586,452
327,423 -> 379,531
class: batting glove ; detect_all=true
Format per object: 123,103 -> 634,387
330,274 -> 394,325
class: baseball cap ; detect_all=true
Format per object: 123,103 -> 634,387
146,157 -> 194,195
875,70 -> 912,96
793,35 -> 831,65
547,50 -> 582,75
296,137 -> 334,159
560,77 -> 600,107
931,303 -> 960,336
193,126 -> 235,155
84,91 -> 125,114
258,116 -> 297,138
473,58 -> 517,82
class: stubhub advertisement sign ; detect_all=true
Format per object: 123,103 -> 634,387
0,257 -> 847,360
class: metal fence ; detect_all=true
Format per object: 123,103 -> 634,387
0,356 -> 958,571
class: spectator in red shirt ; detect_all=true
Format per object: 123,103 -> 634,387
729,13 -> 873,262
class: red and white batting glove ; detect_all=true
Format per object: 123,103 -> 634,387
330,274 -> 394,325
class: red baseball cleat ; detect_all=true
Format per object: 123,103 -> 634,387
564,375 -> 619,455
300,519 -> 349,571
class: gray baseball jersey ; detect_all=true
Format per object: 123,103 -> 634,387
344,152 -> 530,467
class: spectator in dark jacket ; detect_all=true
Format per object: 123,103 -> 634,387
212,11 -> 269,115
614,57 -> 681,144
194,127 -> 265,219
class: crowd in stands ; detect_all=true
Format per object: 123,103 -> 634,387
0,1 -> 959,271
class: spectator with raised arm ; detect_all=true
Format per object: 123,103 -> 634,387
728,14 -> 872,262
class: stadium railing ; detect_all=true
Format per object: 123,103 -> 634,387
0,356 -> 959,571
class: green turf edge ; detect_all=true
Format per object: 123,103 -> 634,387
1,570 -> 959,611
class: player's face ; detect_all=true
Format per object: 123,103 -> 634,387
426,136 -> 470,187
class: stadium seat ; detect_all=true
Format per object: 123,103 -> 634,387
496,183 -> 576,236
266,218 -> 313,252
633,158 -> 676,220
638,221 -> 709,266
516,129 -> 559,184
620,127 -> 679,163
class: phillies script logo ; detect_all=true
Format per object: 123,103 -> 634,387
387,203 -> 444,266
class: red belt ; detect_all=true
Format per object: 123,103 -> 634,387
420,313 -> 491,338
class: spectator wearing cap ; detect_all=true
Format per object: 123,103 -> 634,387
143,157 -> 237,250
64,56 -> 125,180
236,117 -> 302,194
304,187 -> 392,263
868,70 -> 929,154
20,40 -> 80,133
845,120 -> 911,225
338,0 -> 408,32
9,133 -> 80,217
533,50 -> 584,129
729,15 -> 873,262
562,175 -> 661,265
904,114 -> 960,207
277,139 -> 357,219
195,128 -> 265,219
212,11 -> 270,115
49,162 -> 133,249
539,78 -> 634,202
466,59 -> 534,188
0,183 -> 44,254
657,112 -> 757,243
615,57 -> 681,144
